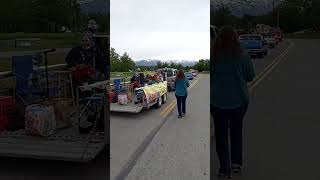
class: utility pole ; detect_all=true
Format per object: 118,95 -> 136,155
277,6 -> 280,27
273,0 -> 275,26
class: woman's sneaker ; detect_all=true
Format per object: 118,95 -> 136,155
231,164 -> 242,173
217,172 -> 232,179
182,113 -> 185,117
178,115 -> 182,118
217,169 -> 232,179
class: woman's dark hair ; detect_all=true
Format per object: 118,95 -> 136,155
212,26 -> 243,61
176,70 -> 185,80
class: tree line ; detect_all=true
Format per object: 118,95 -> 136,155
211,0 -> 320,33
110,47 -> 210,72
0,0 -> 109,33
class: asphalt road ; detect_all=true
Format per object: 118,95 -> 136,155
211,39 -> 320,180
110,76 -> 202,180
125,74 -> 210,180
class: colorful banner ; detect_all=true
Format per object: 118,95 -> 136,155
142,81 -> 167,104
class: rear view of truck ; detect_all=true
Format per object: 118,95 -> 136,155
239,34 -> 268,58
155,68 -> 177,91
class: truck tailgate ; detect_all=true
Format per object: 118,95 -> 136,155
240,40 -> 262,49
0,130 -> 105,162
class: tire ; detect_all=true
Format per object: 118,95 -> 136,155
156,96 -> 162,108
264,50 -> 268,56
162,93 -> 167,104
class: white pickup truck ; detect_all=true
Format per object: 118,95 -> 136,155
155,68 -> 177,91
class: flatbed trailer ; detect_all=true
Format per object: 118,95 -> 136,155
0,80 -> 109,162
110,81 -> 168,114
0,128 -> 105,162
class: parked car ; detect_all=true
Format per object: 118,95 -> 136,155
263,33 -> 277,48
239,34 -> 268,58
185,72 -> 193,80
192,71 -> 197,77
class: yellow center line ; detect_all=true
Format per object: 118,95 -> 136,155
160,76 -> 201,118
249,41 -> 294,91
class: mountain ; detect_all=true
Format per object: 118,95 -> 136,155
135,59 -> 198,67
211,0 -> 274,16
80,0 -> 109,14
135,59 -> 160,67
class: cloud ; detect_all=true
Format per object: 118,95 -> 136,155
111,0 -> 209,60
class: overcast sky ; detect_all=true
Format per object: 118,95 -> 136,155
111,0 -> 210,61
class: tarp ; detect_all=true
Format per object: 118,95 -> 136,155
142,81 -> 167,104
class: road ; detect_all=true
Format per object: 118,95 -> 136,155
110,75 -> 209,180
125,74 -> 210,180
211,39 -> 320,180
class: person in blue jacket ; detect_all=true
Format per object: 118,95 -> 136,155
211,26 -> 255,178
174,70 -> 190,118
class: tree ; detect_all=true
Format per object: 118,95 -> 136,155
212,5 -> 240,27
193,59 -> 210,72
110,47 -> 121,72
120,52 -> 135,72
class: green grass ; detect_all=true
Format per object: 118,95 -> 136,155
0,33 -> 81,51
285,32 -> 320,39
0,33 -> 81,40
111,71 -> 156,81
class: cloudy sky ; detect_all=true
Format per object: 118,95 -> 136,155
111,0 -> 210,61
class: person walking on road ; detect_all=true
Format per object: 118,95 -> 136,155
174,70 -> 190,118
211,26 -> 255,178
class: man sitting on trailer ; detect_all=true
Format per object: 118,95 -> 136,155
65,32 -> 108,133
131,73 -> 141,90
65,32 -> 108,81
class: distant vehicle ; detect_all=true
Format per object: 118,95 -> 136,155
256,24 -> 271,34
190,69 -> 198,77
185,72 -> 193,80
263,33 -> 277,48
155,68 -> 177,91
239,34 -> 268,58
271,27 -> 283,42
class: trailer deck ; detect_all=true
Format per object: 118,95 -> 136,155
110,102 -> 144,113
0,128 -> 105,162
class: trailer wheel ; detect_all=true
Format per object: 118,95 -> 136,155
162,93 -> 167,104
156,96 -> 162,108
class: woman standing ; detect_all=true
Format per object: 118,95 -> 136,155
174,70 -> 190,118
211,26 -> 255,178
